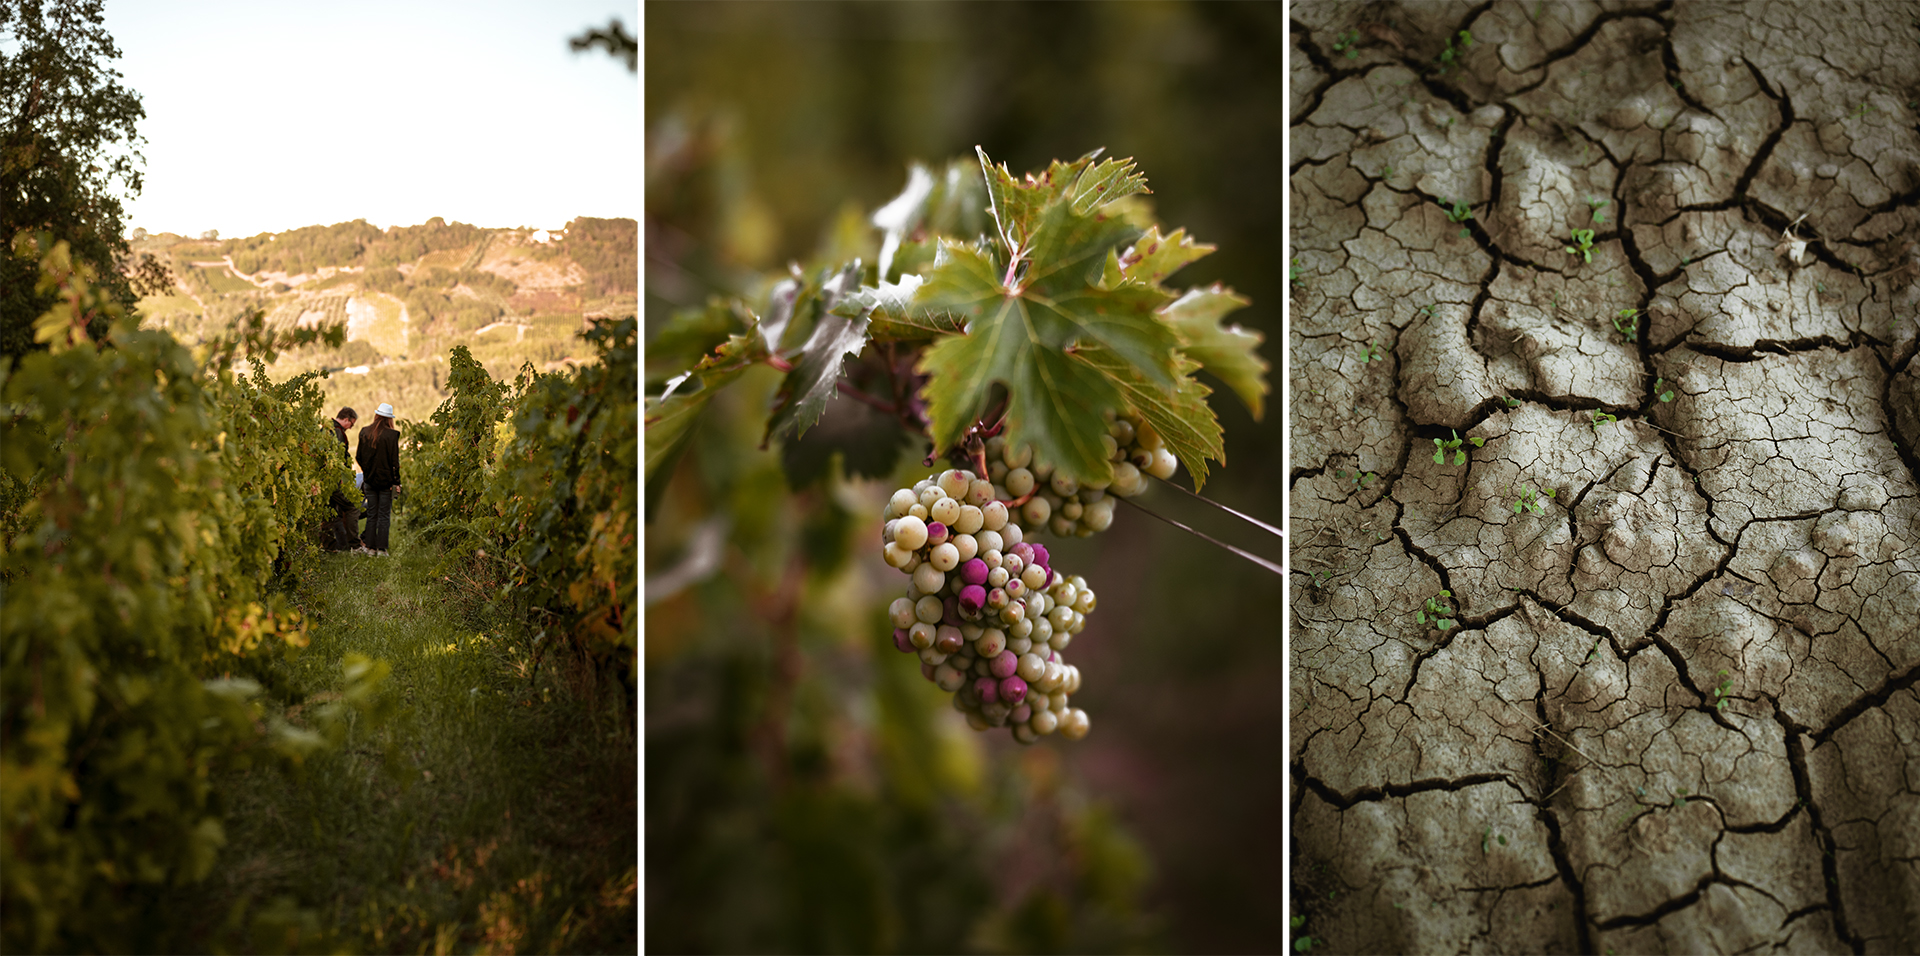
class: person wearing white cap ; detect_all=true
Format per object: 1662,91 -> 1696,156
354,402 -> 403,556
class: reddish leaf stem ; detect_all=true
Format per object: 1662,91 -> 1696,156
836,379 -> 896,415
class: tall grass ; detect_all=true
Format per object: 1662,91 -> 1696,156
159,515 -> 636,954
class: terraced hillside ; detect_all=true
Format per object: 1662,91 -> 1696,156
1288,2 -> 1919,952
132,217 -> 636,421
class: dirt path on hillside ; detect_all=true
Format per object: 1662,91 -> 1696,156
1289,2 -> 1919,953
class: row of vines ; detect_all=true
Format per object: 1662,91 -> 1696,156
0,234 -> 635,951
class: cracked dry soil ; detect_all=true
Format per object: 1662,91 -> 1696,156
1288,3 -> 1920,953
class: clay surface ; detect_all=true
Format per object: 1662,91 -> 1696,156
1289,3 -> 1920,952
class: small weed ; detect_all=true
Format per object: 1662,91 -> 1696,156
1504,396 -> 1522,407
1585,639 -> 1601,662
1612,308 -> 1639,342
1291,258 -> 1304,289
1848,101 -> 1874,120
1332,29 -> 1361,59
1436,30 -> 1473,72
1418,303 -> 1439,318
1334,469 -> 1378,491
1674,787 -> 1690,807
1432,429 -> 1484,466
1442,199 -> 1474,238
1509,481 -> 1557,516
1588,196 -> 1610,225
1713,669 -> 1732,711
1381,164 -> 1395,180
1589,408 -> 1618,430
1565,229 -> 1596,263
1653,377 -> 1674,403
1417,589 -> 1456,632
1292,915 -> 1315,953
1363,339 -> 1387,363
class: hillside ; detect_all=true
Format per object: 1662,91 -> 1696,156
132,216 -> 636,423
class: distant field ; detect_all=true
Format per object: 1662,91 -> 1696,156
199,265 -> 257,295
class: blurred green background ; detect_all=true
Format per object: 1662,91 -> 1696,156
644,3 -> 1284,952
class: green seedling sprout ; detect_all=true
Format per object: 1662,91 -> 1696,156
1713,669 -> 1732,711
1436,29 -> 1473,72
1332,29 -> 1360,59
1613,308 -> 1640,342
1654,377 -> 1674,403
1442,199 -> 1473,237
1565,229 -> 1596,263
1588,196 -> 1611,225
1416,589 -> 1456,631
1504,396 -> 1523,407
1509,482 -> 1556,515
1590,408 -> 1618,430
1432,429 -> 1484,466
1363,339 -> 1387,362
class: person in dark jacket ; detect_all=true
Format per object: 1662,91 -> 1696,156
355,403 -> 403,556
327,407 -> 362,551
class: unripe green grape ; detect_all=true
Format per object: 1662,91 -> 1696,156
1000,522 -> 1023,546
1050,472 -> 1079,497
1148,447 -> 1178,480
1020,563 -> 1049,590
1053,582 -> 1077,607
1109,418 -> 1135,446
909,621 -> 936,649
1068,611 -> 1085,634
894,515 -> 928,550
884,541 -> 915,569
973,657 -> 991,677
890,487 -> 919,516
982,700 -> 1012,726
976,627 -> 1006,658
1136,420 -> 1163,451
901,551 -> 923,573
934,662 -> 966,691
1082,487 -> 1106,503
1026,593 -> 1048,622
1000,601 -> 1025,626
1032,708 -> 1060,734
914,595 -> 944,624
1002,553 -> 1024,577
967,479 -> 994,506
1031,458 -> 1053,482
1109,461 -> 1143,497
1075,590 -> 1096,614
1004,442 -> 1033,469
908,502 -> 930,519
913,563 -> 945,594
917,485 -> 944,508
953,533 -> 978,562
989,461 -> 1008,482
1022,496 -> 1051,526
1069,575 -> 1088,590
1016,652 -> 1046,683
982,549 -> 1003,570
1031,616 -> 1052,645
1052,628 -> 1072,651
1082,497 -> 1115,532
1050,690 -> 1069,712
918,646 -> 949,667
981,502 -> 1009,533
1048,604 -> 1074,630
1060,499 -> 1083,521
889,597 -> 917,629
985,434 -> 1006,459
1012,722 -> 1039,744
1050,570 -> 1067,589
939,469 -> 972,499
1005,467 -> 1036,498
929,496 -> 961,526
987,566 -> 1009,588
1038,659 -> 1065,692
975,529 -> 1003,555
1004,577 -> 1024,599
965,710 -> 991,732
929,542 -> 960,572
1060,708 -> 1090,740
1101,433 -> 1120,462
1009,619 -> 1032,641
1049,515 -> 1076,537
961,622 -> 984,640
954,504 -> 984,535
1065,666 -> 1082,695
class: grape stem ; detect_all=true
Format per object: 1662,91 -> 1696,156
1148,474 -> 1285,541
1113,495 -> 1284,576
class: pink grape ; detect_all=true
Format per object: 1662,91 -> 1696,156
893,628 -> 914,653
959,585 -> 987,614
974,675 -> 1000,705
989,650 -> 1018,679
926,521 -> 950,546
960,558 -> 989,586
999,676 -> 1028,705
920,662 -> 936,681
1010,703 -> 1032,724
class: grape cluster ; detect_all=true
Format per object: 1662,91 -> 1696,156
881,468 -> 1096,743
976,411 -> 1177,539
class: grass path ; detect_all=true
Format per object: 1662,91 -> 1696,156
162,517 -> 636,954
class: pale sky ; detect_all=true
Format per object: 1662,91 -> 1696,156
104,0 -> 639,238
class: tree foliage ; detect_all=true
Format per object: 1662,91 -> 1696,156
0,0 -> 146,363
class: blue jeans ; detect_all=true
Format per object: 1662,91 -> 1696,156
363,488 -> 395,552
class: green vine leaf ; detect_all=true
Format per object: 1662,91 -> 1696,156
834,274 -> 965,342
763,260 -> 870,446
1160,284 -> 1266,420
912,150 -> 1181,485
1073,343 -> 1224,490
644,329 -> 770,489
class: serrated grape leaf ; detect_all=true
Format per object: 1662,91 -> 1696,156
644,331 -> 769,519
979,146 -> 1148,259
832,274 -> 963,342
646,297 -> 753,388
1072,342 -> 1225,491
1161,285 -> 1267,420
1102,226 -> 1215,288
763,260 -> 870,446
779,384 -> 912,488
